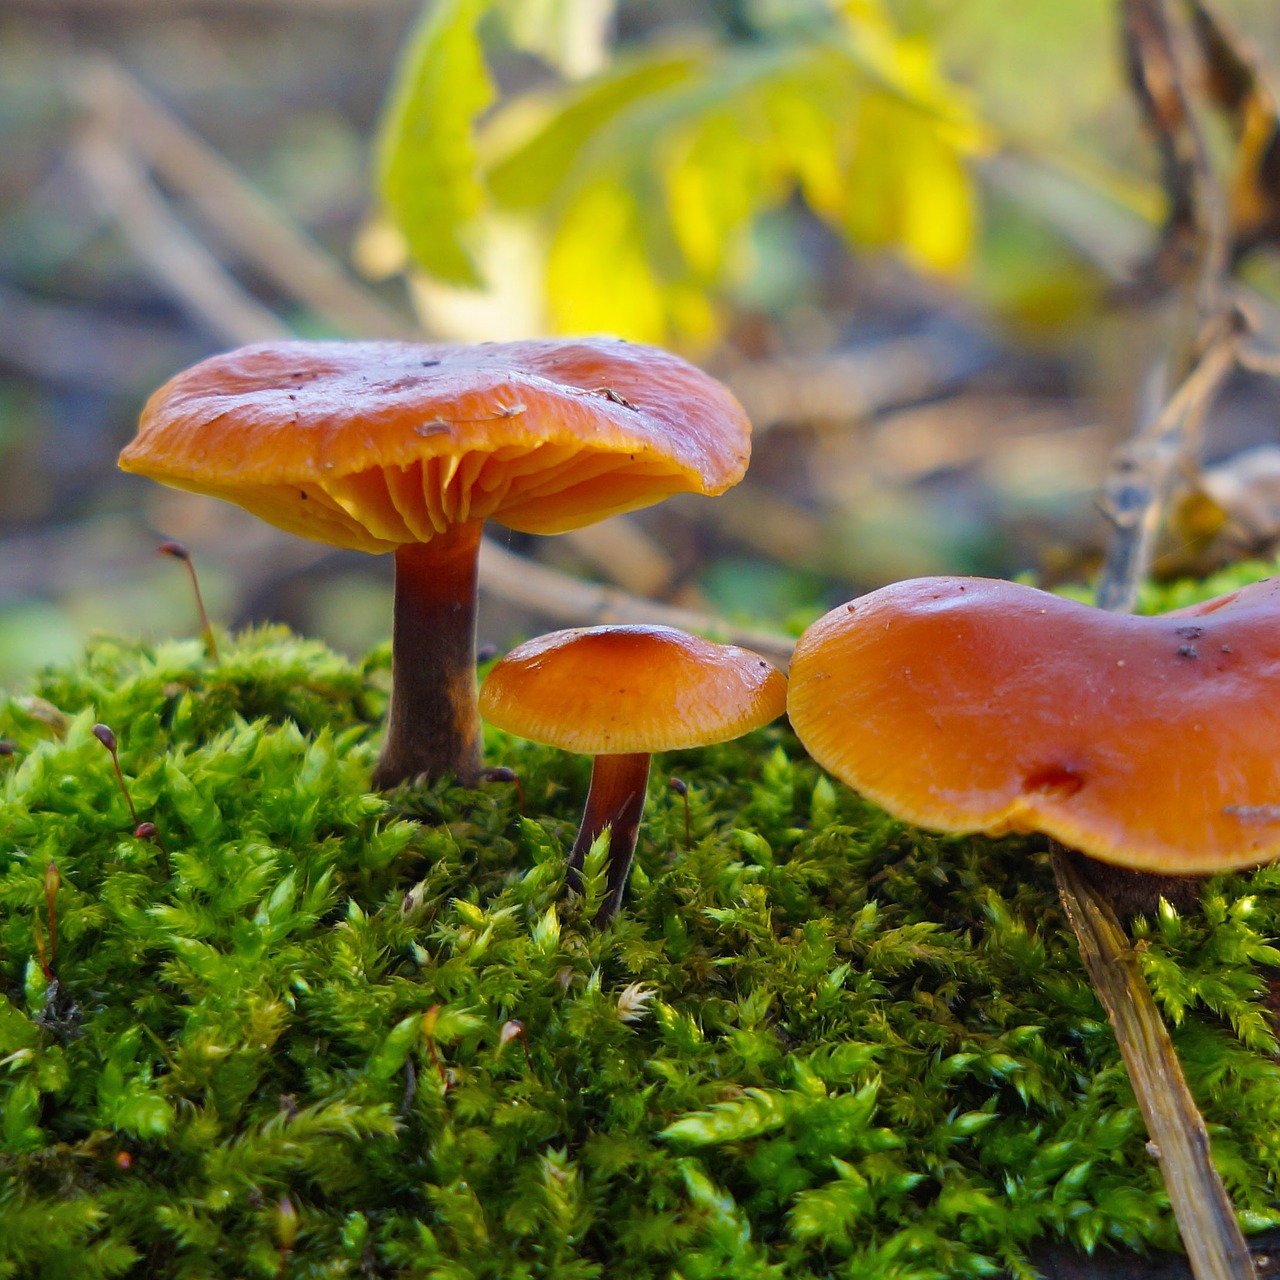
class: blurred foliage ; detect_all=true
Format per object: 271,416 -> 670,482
376,0 -> 987,347
5,571 -> 1280,1274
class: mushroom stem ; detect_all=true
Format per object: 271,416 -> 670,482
567,752 -> 651,923
1051,844 -> 1258,1280
373,520 -> 485,789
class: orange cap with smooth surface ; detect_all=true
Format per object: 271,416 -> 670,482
120,338 -> 751,553
480,625 -> 787,754
787,575 -> 1280,875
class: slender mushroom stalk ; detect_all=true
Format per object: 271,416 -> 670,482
480,625 -> 787,924
119,338 -> 751,791
374,521 -> 484,789
158,540 -> 219,662
567,752 -> 651,920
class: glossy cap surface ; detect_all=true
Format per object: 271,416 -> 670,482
787,575 -> 1280,874
479,625 -> 787,754
120,338 -> 751,553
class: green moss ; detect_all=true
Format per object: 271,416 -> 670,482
2,606 -> 1280,1278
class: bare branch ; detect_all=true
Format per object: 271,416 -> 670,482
70,124 -> 290,346
1094,313 -> 1242,612
1051,847 -> 1258,1280
4,0 -> 414,10
1061,10 -> 1261,1278
76,57 -> 418,342
478,539 -> 795,667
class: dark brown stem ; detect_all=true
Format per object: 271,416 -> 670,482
1051,845 -> 1256,1280
44,861 -> 59,970
373,521 -> 484,790
135,822 -> 171,879
670,776 -> 691,849
93,723 -> 140,826
159,541 -> 219,662
567,752 -> 651,924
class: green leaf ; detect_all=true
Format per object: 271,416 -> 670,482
660,1087 -> 793,1147
376,0 -> 497,284
368,1013 -> 422,1081
788,1159 -> 873,1247
2,1077 -> 43,1152
163,757 -> 221,842
488,49 -> 701,211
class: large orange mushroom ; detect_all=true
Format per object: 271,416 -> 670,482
480,625 -> 787,921
788,575 -> 1280,1279
787,574 -> 1280,875
119,338 -> 751,788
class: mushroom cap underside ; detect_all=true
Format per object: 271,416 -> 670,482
119,338 -> 751,553
479,625 -> 787,754
787,575 -> 1280,875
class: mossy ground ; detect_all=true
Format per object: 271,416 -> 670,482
4,564 -> 1280,1278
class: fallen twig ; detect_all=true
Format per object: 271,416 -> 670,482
6,0 -> 414,9
77,57 -> 417,342
1051,5 -> 1262,1278
478,538 -> 795,667
1051,847 -> 1257,1280
1094,310 -> 1242,613
71,123 -> 289,345
723,330 -> 982,433
560,518 -> 676,599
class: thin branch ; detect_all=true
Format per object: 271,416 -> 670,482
1235,342 -> 1280,377
1052,9 -> 1261,1279
0,280 -> 192,390
1094,313 -> 1242,612
478,539 -> 795,667
70,124 -> 290,346
1051,847 -> 1258,1280
560,518 -> 676,598
6,0 -> 414,9
76,57 -> 418,342
723,331 -> 979,434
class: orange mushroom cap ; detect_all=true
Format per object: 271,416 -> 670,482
787,575 -> 1280,875
479,625 -> 788,754
119,337 -> 751,553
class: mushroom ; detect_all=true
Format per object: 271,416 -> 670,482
119,338 -> 751,788
479,624 -> 787,922
786,574 -> 1280,875
787,574 -> 1280,1280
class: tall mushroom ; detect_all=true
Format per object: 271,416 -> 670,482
787,574 -> 1280,1280
479,625 -> 787,921
119,338 -> 751,788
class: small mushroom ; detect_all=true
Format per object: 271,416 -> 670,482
119,338 -> 750,788
787,574 -> 1280,875
479,625 -> 787,921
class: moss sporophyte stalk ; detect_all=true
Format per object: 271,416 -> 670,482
3,563 -> 1280,1277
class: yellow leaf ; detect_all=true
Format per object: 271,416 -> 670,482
546,181 -> 669,343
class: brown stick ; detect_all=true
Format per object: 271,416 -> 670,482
477,538 -> 796,668
1051,10 -> 1259,1277
70,124 -> 289,345
567,753 -> 651,924
373,522 -> 484,789
1094,313 -> 1241,613
1051,847 -> 1256,1280
8,0 -> 415,11
77,57 -> 417,342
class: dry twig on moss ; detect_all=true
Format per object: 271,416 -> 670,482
1053,4 -> 1277,1278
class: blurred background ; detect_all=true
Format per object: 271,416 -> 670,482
5,0 -> 1280,687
